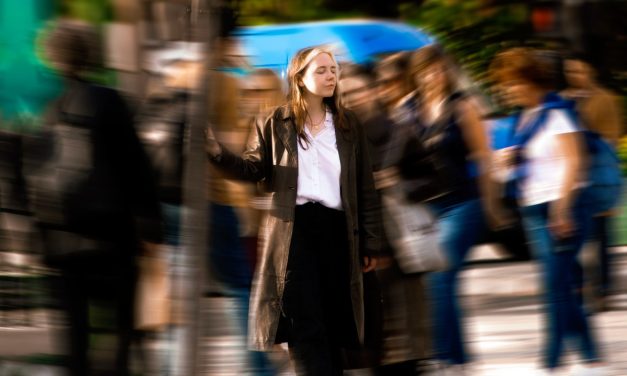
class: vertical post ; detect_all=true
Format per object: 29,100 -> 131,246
181,0 -> 216,374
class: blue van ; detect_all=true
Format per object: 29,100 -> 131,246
233,19 -> 434,77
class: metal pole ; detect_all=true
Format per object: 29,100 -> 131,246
181,0 -> 215,374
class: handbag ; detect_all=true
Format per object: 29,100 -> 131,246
135,252 -> 171,331
381,184 -> 448,274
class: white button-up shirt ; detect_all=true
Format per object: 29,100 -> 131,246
296,110 -> 343,210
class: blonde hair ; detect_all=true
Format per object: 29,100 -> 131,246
287,46 -> 347,145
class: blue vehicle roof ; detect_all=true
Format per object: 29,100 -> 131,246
233,19 -> 434,76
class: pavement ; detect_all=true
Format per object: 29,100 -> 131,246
1,245 -> 626,375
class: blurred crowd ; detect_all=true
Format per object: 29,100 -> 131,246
0,15 -> 625,376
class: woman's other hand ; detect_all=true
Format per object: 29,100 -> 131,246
362,256 -> 378,273
205,126 -> 222,157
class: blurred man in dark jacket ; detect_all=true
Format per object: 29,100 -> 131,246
28,20 -> 162,376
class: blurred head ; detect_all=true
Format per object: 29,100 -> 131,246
41,20 -> 102,78
490,47 -> 553,108
408,45 -> 454,99
339,66 -> 375,112
375,52 -> 411,108
564,57 -> 596,89
287,46 -> 344,137
240,68 -> 284,116
340,76 -> 371,111
217,37 -> 250,69
163,60 -> 204,90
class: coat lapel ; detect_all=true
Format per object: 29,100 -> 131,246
276,106 -> 297,165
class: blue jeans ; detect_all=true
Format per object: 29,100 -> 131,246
520,199 -> 600,369
428,198 -> 485,365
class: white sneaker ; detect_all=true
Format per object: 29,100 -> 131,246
570,364 -> 609,376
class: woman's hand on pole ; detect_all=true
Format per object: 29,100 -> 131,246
205,125 -> 222,157
362,256 -> 377,273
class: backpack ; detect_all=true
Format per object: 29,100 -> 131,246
30,84 -> 128,238
511,92 -> 623,215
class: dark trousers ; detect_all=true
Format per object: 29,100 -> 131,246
282,203 -> 356,376
53,253 -> 136,376
591,216 -> 612,296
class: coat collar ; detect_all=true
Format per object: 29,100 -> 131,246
275,105 -> 297,158
274,105 -> 355,161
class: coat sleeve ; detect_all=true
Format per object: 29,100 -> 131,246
211,115 -> 269,183
353,112 -> 382,257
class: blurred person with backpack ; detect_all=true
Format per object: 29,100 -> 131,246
27,20 -> 163,376
562,54 -> 624,311
490,47 -> 607,373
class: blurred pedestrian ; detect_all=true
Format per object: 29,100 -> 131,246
491,47 -> 604,373
339,56 -> 433,375
376,46 -> 506,374
562,54 -> 624,310
134,50 -> 204,375
207,46 -> 381,376
206,50 -> 277,374
31,20 -> 163,376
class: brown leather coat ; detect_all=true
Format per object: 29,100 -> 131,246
213,104 -> 381,350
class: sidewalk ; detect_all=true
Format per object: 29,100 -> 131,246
2,246 -> 626,375
461,246 -> 627,375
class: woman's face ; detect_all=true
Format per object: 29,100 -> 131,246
499,78 -> 539,108
376,67 -> 405,107
564,59 -> 592,89
340,76 -> 372,111
415,61 -> 447,97
299,53 -> 337,98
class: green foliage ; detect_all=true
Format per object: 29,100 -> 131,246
619,136 -> 627,176
399,0 -> 528,86
238,0 -> 363,25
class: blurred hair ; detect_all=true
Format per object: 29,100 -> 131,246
338,63 -> 375,90
563,51 -> 594,65
287,46 -> 346,146
489,47 -> 554,89
375,51 -> 411,80
247,68 -> 285,111
41,20 -> 102,77
249,68 -> 283,90
373,51 -> 413,101
408,44 -> 457,95
339,62 -> 371,79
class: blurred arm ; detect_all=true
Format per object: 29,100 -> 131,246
457,98 -> 509,229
